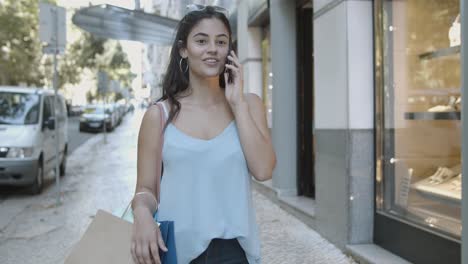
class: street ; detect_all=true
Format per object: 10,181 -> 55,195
0,110 -> 355,264
67,116 -> 99,155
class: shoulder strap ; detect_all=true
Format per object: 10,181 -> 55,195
154,102 -> 166,203
160,101 -> 169,121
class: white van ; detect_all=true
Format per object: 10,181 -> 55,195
0,87 -> 68,194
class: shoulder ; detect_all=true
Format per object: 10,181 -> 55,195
147,102 -> 163,116
141,102 -> 164,127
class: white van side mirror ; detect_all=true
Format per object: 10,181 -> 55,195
43,117 -> 55,130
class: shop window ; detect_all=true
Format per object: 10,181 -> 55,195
376,0 -> 461,239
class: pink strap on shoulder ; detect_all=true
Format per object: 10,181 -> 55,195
154,102 -> 166,202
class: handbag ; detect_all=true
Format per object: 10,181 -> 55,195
65,102 -> 177,264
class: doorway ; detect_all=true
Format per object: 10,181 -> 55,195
296,6 -> 314,198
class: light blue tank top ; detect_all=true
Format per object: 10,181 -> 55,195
156,102 -> 261,264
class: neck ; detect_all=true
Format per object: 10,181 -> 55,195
184,71 -> 225,105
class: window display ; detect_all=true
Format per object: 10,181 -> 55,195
376,0 -> 461,239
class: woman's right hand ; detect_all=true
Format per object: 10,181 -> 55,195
131,207 -> 168,264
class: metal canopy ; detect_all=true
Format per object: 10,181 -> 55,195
72,4 -> 179,45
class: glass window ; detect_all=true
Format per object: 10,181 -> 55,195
0,92 -> 40,125
43,96 -> 53,122
377,0 -> 461,239
57,96 -> 64,116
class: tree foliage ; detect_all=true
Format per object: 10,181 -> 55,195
0,0 -> 45,86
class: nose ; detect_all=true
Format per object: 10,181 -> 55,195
207,40 -> 217,54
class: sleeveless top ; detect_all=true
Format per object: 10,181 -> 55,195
155,102 -> 261,264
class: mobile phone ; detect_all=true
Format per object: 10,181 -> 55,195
225,43 -> 234,84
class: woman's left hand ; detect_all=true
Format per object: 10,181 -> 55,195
224,50 -> 245,112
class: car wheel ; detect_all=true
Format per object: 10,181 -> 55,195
30,160 -> 44,195
60,148 -> 67,177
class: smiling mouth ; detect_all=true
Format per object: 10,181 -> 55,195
203,59 -> 219,66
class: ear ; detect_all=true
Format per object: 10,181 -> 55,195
178,40 -> 187,58
179,48 -> 188,59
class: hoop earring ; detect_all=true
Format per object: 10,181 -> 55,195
179,58 -> 189,73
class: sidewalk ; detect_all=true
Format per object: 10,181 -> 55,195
0,109 -> 356,264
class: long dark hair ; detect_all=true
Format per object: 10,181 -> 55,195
156,6 -> 233,129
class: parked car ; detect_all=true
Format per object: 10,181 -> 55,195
0,86 -> 68,194
69,105 -> 84,117
105,104 -> 120,127
79,105 -> 115,132
114,101 -> 127,125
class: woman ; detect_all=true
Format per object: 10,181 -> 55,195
131,5 -> 276,264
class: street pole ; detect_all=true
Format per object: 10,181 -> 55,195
103,93 -> 107,144
52,7 -> 61,206
39,3 -> 65,206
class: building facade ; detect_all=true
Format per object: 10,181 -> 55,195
237,0 -> 468,263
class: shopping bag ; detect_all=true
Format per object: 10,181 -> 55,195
65,210 -> 177,264
64,209 -> 134,264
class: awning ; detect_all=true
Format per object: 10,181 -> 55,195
72,4 -> 179,45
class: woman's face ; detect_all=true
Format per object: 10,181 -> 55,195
180,18 -> 230,79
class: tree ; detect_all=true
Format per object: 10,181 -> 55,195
86,90 -> 95,104
0,0 -> 82,89
73,31 -> 106,70
0,0 -> 46,86
114,92 -> 124,102
73,32 -> 135,101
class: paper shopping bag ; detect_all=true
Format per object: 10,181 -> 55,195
65,209 -> 135,264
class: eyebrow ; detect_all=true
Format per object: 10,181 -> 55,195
192,32 -> 229,38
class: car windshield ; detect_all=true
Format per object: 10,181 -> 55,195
84,106 -> 105,115
0,91 -> 40,125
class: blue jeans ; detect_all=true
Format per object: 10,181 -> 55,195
189,238 -> 249,264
